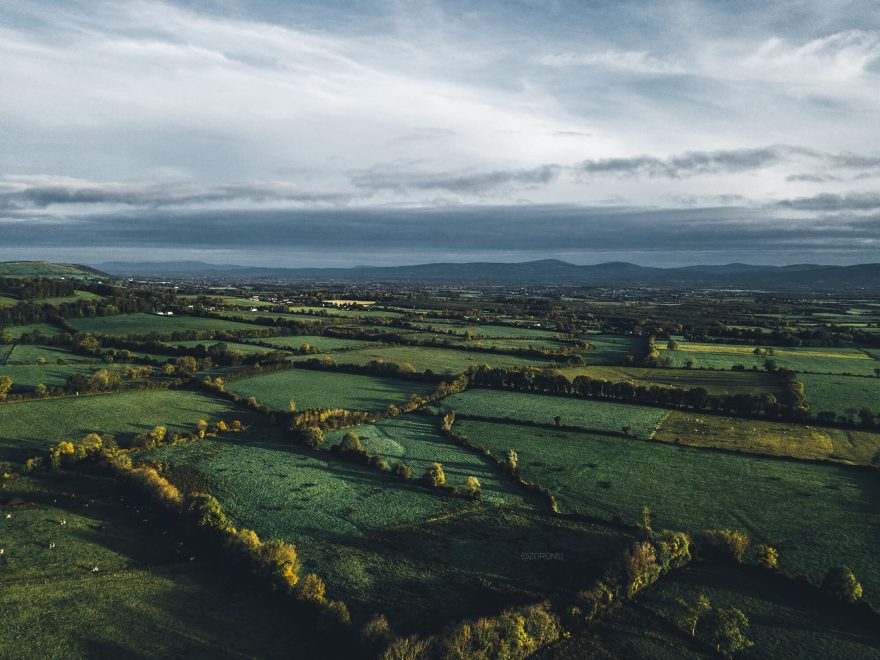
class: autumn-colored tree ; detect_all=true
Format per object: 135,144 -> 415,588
338,431 -> 363,453
0,375 -> 13,401
422,462 -> 446,487
822,565 -> 863,604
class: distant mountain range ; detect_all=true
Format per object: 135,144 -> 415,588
93,259 -> 880,291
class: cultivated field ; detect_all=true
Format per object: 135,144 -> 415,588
800,373 -> 880,419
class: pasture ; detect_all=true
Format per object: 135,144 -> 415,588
0,389 -> 243,465
0,471 -> 328,659
661,341 -> 879,375
225,368 -> 435,412
68,313 -> 268,337
5,344 -> 98,364
584,334 -> 645,364
147,434 -> 630,632
324,414 -> 532,506
164,340 -> 276,356
556,365 -> 784,396
293,345 -> 551,374
654,411 -> 880,465
1,323 -> 63,339
437,389 -> 669,438
800,373 -> 880,419
635,563 -> 880,659
252,334 -> 377,352
454,418 -> 880,599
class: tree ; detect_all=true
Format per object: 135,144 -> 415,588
0,375 -> 12,401
699,529 -> 749,562
175,355 -> 198,375
296,573 -> 326,603
702,606 -> 753,656
35,383 -> 47,396
463,475 -> 481,497
289,400 -> 297,413
553,415 -> 562,427
393,462 -> 412,478
678,593 -> 711,636
338,431 -> 363,453
422,462 -> 445,487
667,339 -> 679,350
754,544 -> 778,569
822,565 -> 863,604
684,358 -> 696,369
163,363 -> 176,375
149,425 -> 167,446
303,427 -> 324,449
36,356 -> 46,365
506,449 -> 518,470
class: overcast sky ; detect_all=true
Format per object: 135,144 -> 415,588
1,0 -> 879,267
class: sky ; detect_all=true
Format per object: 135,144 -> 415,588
1,0 -> 879,267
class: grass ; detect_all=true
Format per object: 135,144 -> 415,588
68,313 -> 268,337
801,373 -> 880,418
0,363 -> 108,390
323,414 -> 533,506
1,323 -> 63,339
636,563 -> 880,659
0,294 -> 19,306
288,306 -> 401,319
147,433 -> 631,633
0,261 -> 105,279
250,334 -> 378,352
164,339 -> 277,356
437,389 -> 669,438
0,389 -> 245,466
411,333 -> 569,352
0,471 -> 329,659
453,418 -> 880,600
556,365 -> 784,396
34,290 -> 104,305
226,368 -> 435,412
294,345 -> 551,374
660,342 -> 879,375
584,334 -> 646,364
654,411 -> 880,465
5,344 -> 98,364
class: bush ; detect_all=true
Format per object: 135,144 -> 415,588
296,573 -> 327,603
621,541 -> 661,596
258,539 -> 301,590
187,492 -> 229,530
698,529 -> 749,562
422,462 -> 446,487
754,544 -> 778,569
338,431 -> 364,454
302,426 -> 325,449
393,462 -> 412,479
463,475 -> 481,498
822,565 -> 863,604
702,606 -> 753,656
654,530 -> 691,572
361,614 -> 393,647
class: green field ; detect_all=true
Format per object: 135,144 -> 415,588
0,471 -> 328,659
294,345 -> 551,374
5,344 -> 98,364
324,414 -> 533,505
287,305 -> 401,319
0,262 -> 105,279
801,373 -> 880,419
68,313 -> 269,337
226,368 -> 435,412
454,418 -> 880,599
557,365 -> 784,396
251,334 -> 378,352
437,389 -> 669,438
0,294 -> 19,306
655,411 -> 880,465
147,433 -> 631,632
0,389 -> 244,465
661,341 -> 879,375
584,334 -> 645,364
1,323 -> 63,339
0,363 -> 107,390
35,290 -> 104,305
635,563 -> 880,659
164,339 -> 277,356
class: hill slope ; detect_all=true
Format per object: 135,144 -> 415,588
0,261 -> 109,279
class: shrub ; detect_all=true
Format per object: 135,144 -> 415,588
296,573 -> 327,603
338,431 -> 364,454
393,462 -> 412,479
621,541 -> 661,596
506,449 -> 518,470
701,606 -> 753,656
654,530 -> 691,572
302,426 -> 325,449
462,475 -> 481,499
361,614 -> 393,647
319,599 -> 351,629
754,544 -> 778,569
822,565 -> 863,604
258,539 -> 301,590
383,636 -> 429,660
129,466 -> 183,510
698,529 -> 749,562
422,462 -> 446,487
187,492 -> 229,530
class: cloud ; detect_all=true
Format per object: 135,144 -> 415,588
776,191 -> 880,212
350,165 -> 561,194
534,50 -> 685,75
0,175 -> 356,211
